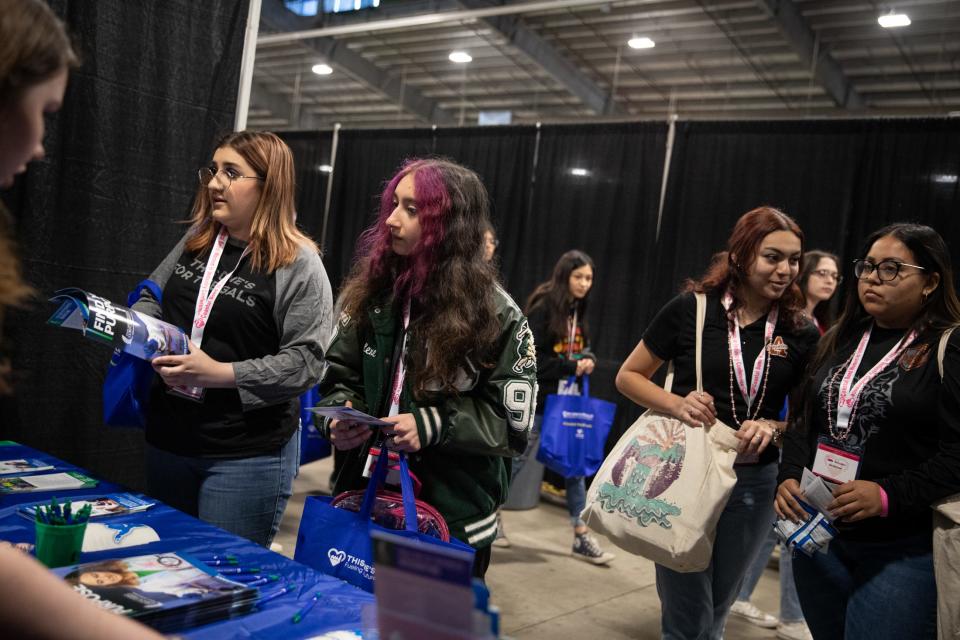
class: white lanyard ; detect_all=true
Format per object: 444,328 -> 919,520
833,325 -> 916,434
566,309 -> 578,359
386,299 -> 412,417
722,292 -> 779,412
190,227 -> 249,346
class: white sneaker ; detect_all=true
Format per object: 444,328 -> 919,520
492,514 -> 511,548
729,600 -> 779,629
776,621 -> 813,640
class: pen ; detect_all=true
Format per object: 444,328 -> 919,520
292,592 -> 323,624
217,566 -> 260,575
244,574 -> 280,588
63,501 -> 72,524
199,553 -> 240,566
257,583 -> 297,606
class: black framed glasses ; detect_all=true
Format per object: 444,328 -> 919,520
853,259 -> 926,282
198,165 -> 264,188
811,269 -> 842,283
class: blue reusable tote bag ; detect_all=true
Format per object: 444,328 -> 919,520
102,280 -> 162,428
294,449 -> 475,592
536,375 -> 616,478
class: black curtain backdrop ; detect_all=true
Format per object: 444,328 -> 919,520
277,130 -> 333,246
0,0 -> 249,489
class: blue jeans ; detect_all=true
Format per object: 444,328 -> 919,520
792,532 -> 936,640
737,529 -> 805,623
656,461 -> 778,640
145,427 -> 300,547
512,415 -> 587,528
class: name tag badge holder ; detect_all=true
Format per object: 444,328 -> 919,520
812,437 -> 861,486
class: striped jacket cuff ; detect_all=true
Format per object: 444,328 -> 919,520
411,403 -> 445,448
463,512 -> 498,547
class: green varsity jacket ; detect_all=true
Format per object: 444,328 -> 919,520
316,285 -> 537,548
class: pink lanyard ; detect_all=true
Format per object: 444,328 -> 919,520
190,227 -> 249,346
722,292 -> 779,412
828,325 -> 916,441
386,299 -> 412,417
566,310 -> 578,359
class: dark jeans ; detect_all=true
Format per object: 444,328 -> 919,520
792,532 -> 936,640
145,427 -> 300,547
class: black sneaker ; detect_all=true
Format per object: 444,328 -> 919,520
572,532 -> 615,565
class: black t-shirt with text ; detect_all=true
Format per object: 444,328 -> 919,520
643,292 -> 820,466
146,239 -> 298,458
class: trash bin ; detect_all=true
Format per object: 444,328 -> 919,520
503,429 -> 544,510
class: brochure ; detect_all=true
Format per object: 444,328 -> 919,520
0,458 -> 54,475
0,471 -> 97,493
310,406 -> 393,427
53,551 -> 257,632
19,492 -> 155,520
48,288 -> 188,360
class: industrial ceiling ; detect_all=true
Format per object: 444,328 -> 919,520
249,0 -> 960,129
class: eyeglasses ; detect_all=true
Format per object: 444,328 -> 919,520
198,165 -> 264,188
811,269 -> 842,283
853,259 -> 926,282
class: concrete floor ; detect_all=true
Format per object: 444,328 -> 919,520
274,457 -> 784,640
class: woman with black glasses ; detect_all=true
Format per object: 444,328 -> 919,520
776,223 -> 960,640
134,131 -> 333,547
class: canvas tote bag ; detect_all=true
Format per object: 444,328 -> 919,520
933,325 -> 959,640
581,293 -> 741,572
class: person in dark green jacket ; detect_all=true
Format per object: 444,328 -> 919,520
315,158 -> 537,579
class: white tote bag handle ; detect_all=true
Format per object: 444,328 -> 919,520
663,293 -> 707,394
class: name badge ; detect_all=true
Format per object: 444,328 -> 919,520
812,438 -> 861,485
167,384 -> 205,402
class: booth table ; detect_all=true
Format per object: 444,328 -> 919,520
0,441 -> 374,638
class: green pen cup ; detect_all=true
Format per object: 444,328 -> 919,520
35,520 -> 87,568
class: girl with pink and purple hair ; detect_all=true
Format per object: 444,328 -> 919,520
316,158 -> 537,579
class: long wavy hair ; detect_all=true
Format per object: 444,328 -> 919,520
184,131 -> 317,272
798,249 -> 840,330
684,206 -> 807,330
338,158 -> 500,396
790,223 -> 960,434
525,250 -> 595,340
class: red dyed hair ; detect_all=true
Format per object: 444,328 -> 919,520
685,206 -> 807,329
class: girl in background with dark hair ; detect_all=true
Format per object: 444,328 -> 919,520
616,207 -> 820,639
777,223 -> 960,640
317,158 -> 536,579
799,250 -> 842,333
135,131 -> 333,547
504,249 -> 615,563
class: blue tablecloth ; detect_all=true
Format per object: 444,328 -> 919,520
0,441 -> 374,638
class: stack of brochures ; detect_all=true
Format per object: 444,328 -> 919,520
53,551 -> 258,633
18,492 -> 155,520
0,471 -> 97,493
0,458 -> 54,474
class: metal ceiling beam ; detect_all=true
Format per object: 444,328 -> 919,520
755,0 -> 866,109
259,1 -> 455,125
250,78 -> 312,129
458,0 -> 622,115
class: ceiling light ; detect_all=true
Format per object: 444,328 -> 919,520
312,63 -> 333,75
449,51 -> 472,64
570,167 -> 590,177
878,11 -> 910,28
318,164 -> 333,174
628,36 -> 655,50
932,174 -> 958,184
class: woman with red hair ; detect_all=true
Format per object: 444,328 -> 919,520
317,158 -> 537,579
616,207 -> 820,639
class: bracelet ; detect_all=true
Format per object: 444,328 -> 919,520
760,419 -> 783,445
